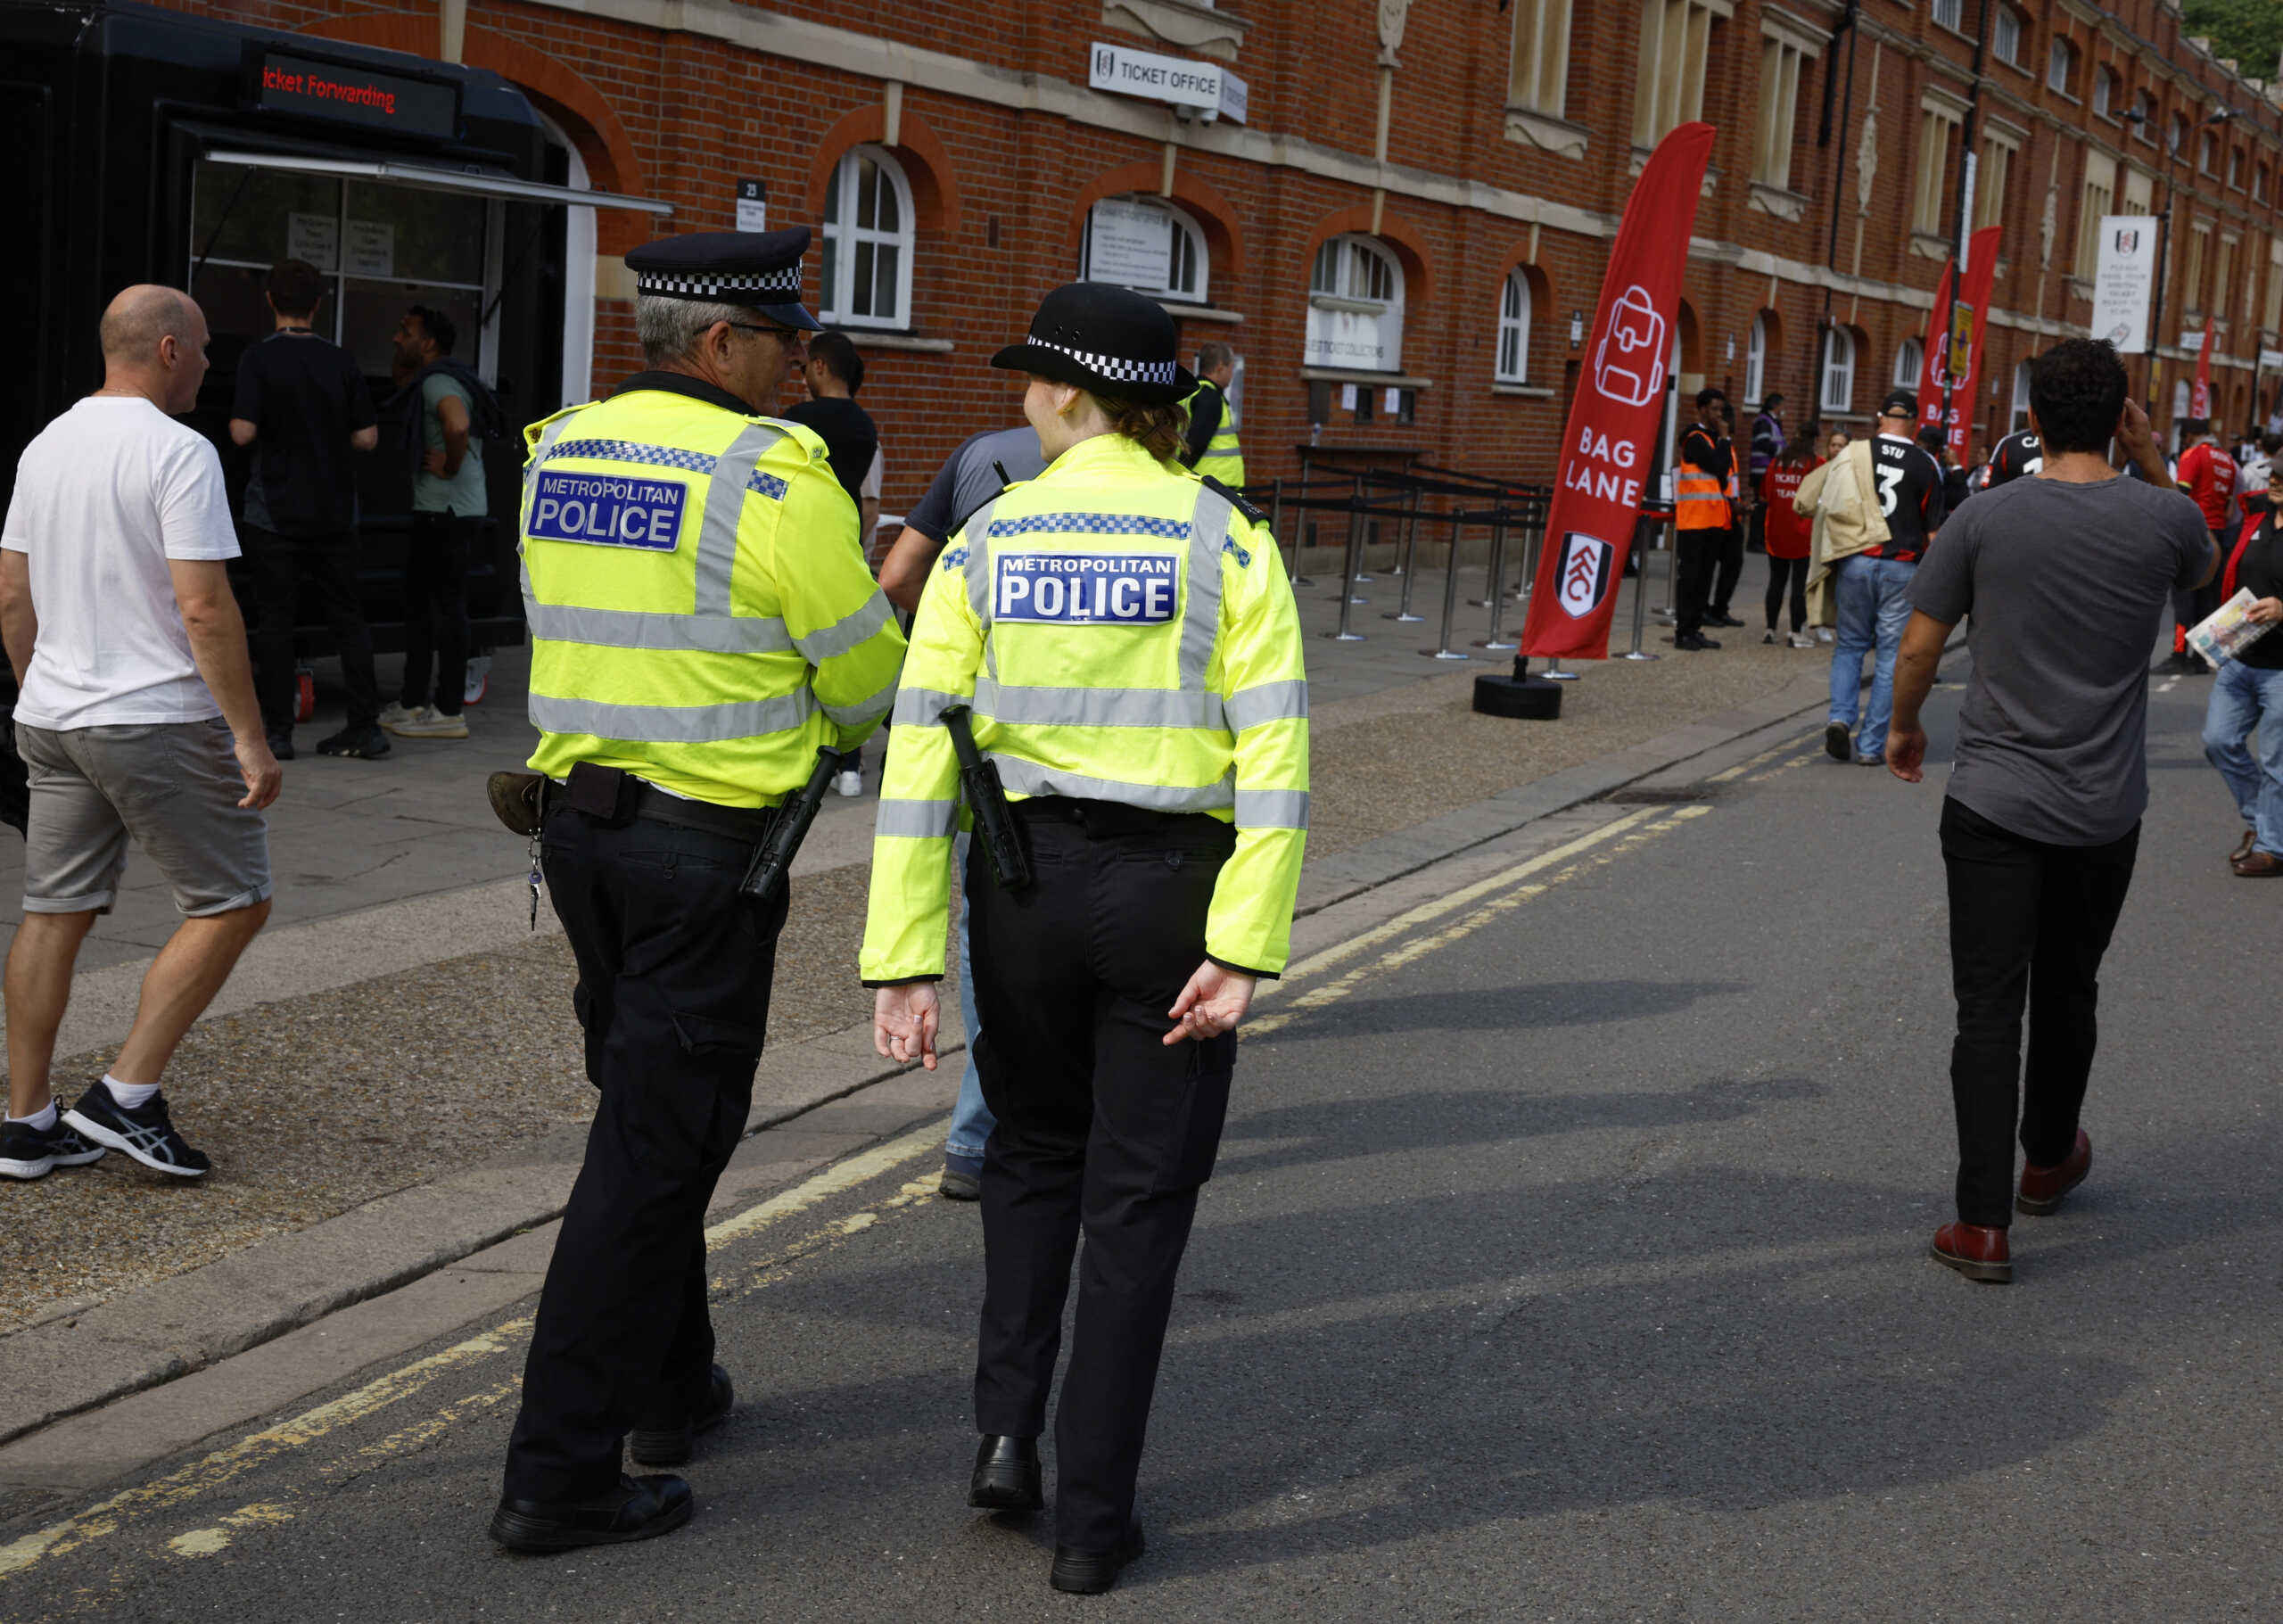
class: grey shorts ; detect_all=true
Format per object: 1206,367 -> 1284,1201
16,719 -> 272,917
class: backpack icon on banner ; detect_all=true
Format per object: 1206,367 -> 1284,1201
1594,286 -> 1666,408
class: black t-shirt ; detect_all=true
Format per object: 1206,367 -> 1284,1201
782,397 -> 878,507
1182,381 -> 1226,467
2226,513 -> 2283,669
1865,433 -> 1947,563
1986,432 -> 2044,487
232,330 -> 375,536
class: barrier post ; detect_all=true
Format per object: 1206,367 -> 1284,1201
1269,479 -> 1297,589
1472,513 -> 1517,650
1654,514 -> 1678,622
1420,513 -> 1472,660
1624,512 -> 1668,661
1515,492 -> 1545,613
1325,498 -> 1366,640
1384,484 -> 1425,622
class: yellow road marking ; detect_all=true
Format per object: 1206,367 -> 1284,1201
161,1503 -> 294,1562
165,1528 -> 230,1559
1707,734 -> 1809,782
703,1124 -> 943,1251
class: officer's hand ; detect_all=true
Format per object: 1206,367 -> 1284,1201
1165,961 -> 1256,1046
874,981 -> 940,1070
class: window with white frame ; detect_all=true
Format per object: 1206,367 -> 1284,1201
1080,195 -> 1207,303
1913,101 -> 1962,234
2133,92 -> 2157,140
1974,132 -> 2017,232
2216,234 -> 2239,322
1744,312 -> 1768,407
2093,67 -> 2115,119
1495,268 -> 1531,383
820,145 -> 914,329
2186,221 -> 2211,314
1306,235 -> 1405,372
2074,149 -> 2117,280
1753,28 -> 1814,191
1820,326 -> 1855,415
1991,5 -> 2019,63
1932,0 -> 1961,29
1633,0 -> 1722,151
2229,146 -> 2245,189
2048,37 -> 2076,97
2199,128 -> 2217,175
1893,337 -> 1924,392
1508,0 -> 1574,115
2010,359 -> 2032,432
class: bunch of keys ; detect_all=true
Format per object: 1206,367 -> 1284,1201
526,828 -> 544,931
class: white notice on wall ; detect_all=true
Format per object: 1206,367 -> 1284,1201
736,179 -> 767,233
1088,199 -> 1173,287
287,212 -> 339,272
344,220 -> 395,279
1339,383 -> 1358,411
2091,214 -> 2156,354
1383,387 -> 1400,416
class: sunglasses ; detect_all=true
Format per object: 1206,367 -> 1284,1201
725,320 -> 806,342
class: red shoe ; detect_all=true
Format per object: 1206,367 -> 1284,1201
2016,1130 -> 2091,1215
1931,1222 -> 2012,1283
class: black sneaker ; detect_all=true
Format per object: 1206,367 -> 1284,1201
315,725 -> 391,760
0,1117 -> 108,1181
62,1085 -> 210,1178
266,730 -> 296,762
1825,721 -> 1852,762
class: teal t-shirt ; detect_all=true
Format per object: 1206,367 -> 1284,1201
414,372 -> 487,516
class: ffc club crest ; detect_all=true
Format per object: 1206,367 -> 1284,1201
1555,531 -> 1614,618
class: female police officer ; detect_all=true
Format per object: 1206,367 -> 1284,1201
861,283 -> 1307,1595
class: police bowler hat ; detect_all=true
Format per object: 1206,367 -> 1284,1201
625,227 -> 824,333
991,283 -> 1194,405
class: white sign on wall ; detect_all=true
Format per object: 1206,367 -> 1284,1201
287,212 -> 339,272
1088,199 -> 1174,287
2091,215 -> 2156,353
1088,42 -> 1248,124
736,179 -> 767,233
1305,306 -> 1402,371
344,219 -> 394,279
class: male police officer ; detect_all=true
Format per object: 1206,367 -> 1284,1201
490,229 -> 905,1551
1179,342 -> 1245,486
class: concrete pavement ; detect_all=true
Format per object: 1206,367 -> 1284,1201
0,647 -> 2273,1619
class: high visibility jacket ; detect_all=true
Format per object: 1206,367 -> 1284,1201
1183,379 -> 1246,487
1674,462 -> 1731,530
860,433 -> 1307,982
518,378 -> 906,807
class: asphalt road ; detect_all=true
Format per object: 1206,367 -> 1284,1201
4,664 -> 2277,1621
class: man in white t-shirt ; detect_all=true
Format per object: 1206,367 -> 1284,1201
0,285 -> 282,1183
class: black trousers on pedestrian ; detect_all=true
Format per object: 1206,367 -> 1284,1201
1764,554 -> 1809,633
502,805 -> 787,1502
967,804 -> 1238,1554
1673,529 -> 1719,637
1939,797 -> 2139,1229
401,512 -> 475,716
243,526 -> 378,734
1709,522 -> 1745,616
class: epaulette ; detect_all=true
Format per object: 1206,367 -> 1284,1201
1199,474 -> 1267,528
523,401 -> 589,457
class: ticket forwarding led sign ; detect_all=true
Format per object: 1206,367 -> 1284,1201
257,54 -> 459,139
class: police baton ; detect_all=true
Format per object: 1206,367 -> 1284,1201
739,746 -> 850,900
944,705 -> 1034,891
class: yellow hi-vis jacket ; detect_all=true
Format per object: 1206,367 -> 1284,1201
519,378 -> 906,807
1183,379 -> 1246,487
859,433 -> 1307,982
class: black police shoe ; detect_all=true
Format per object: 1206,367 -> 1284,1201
968,1434 -> 1043,1512
939,1154 -> 983,1201
1050,1520 -> 1145,1595
628,1364 -> 733,1467
62,1085 -> 210,1178
0,1116 -> 107,1181
1824,721 -> 1852,762
489,1473 -> 693,1553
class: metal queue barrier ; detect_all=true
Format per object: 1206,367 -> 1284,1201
1240,468 -> 1552,660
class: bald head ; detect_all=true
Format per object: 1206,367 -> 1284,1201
97,285 -> 210,413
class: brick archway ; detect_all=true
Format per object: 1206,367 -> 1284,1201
1299,206 -> 1437,307
1067,162 -> 1249,284
807,103 -> 964,237
293,15 -> 652,254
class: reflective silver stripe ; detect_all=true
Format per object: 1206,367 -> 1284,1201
1181,485 -> 1232,688
988,754 -> 1234,812
530,688 -> 816,743
526,601 -> 795,655
1234,787 -> 1310,828
892,687 -> 964,727
875,797 -> 960,838
1224,679 -> 1309,730
795,592 -> 893,663
962,496 -> 1002,681
694,425 -> 785,615
974,679 -> 1225,730
820,675 -> 897,728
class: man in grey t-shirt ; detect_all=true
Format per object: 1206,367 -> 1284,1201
1887,338 -> 2214,1286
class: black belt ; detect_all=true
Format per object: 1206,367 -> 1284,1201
551,771 -> 779,845
1016,795 -> 1210,837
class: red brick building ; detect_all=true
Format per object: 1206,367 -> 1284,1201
162,0 -> 2283,500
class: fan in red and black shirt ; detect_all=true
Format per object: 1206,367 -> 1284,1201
1984,429 -> 2044,488
2202,505 -> 2283,874
2172,419 -> 2238,670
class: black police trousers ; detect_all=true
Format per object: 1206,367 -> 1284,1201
966,804 -> 1239,1554
502,804 -> 787,1502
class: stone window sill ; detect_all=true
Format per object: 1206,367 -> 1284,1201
1492,383 -> 1556,397
1908,230 -> 1952,260
1504,107 -> 1588,161
1302,367 -> 1434,389
1159,301 -> 1245,324
847,333 -> 956,353
1749,182 -> 1810,221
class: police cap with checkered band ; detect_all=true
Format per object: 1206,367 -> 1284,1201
991,282 -> 1195,405
623,227 -> 824,333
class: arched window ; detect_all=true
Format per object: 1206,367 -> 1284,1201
1306,234 -> 1405,372
1819,326 -> 1856,415
2010,359 -> 2032,431
820,145 -> 914,329
1991,6 -> 2021,66
1743,312 -> 1768,407
2092,66 -> 2116,119
1079,195 -> 1207,302
1495,269 -> 1531,383
1892,337 -> 1924,392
